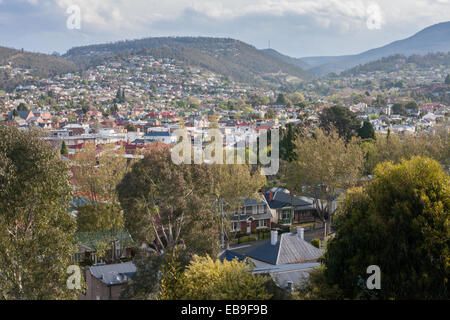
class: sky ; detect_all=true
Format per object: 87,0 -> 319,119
0,0 -> 449,58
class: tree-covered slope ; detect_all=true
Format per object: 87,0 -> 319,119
64,37 -> 314,87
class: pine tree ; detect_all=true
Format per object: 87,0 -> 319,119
60,141 -> 69,155
280,123 -> 298,162
116,87 -> 122,103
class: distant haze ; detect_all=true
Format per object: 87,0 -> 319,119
0,0 -> 449,57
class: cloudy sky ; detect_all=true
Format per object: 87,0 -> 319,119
0,0 -> 449,57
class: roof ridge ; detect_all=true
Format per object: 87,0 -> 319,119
275,232 -> 284,265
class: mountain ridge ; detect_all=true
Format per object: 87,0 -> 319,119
297,21 -> 450,76
63,37 -> 314,87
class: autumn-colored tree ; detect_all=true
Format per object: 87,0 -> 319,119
210,163 -> 266,249
72,143 -> 131,261
285,128 -> 364,236
363,131 -> 450,174
0,126 -> 78,299
176,255 -> 271,300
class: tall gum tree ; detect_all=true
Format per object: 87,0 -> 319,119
0,126 -> 78,299
284,128 -> 364,237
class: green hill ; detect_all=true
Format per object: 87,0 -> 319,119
0,46 -> 77,91
341,52 -> 450,76
64,37 -> 314,87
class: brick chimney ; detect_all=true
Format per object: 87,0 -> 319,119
269,191 -> 273,201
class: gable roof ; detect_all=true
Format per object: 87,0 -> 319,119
8,110 -> 34,120
263,189 -> 312,210
243,233 -> 323,265
245,240 -> 280,265
89,261 -> 136,286
277,233 -> 323,264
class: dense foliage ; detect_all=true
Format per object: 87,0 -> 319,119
0,126 -> 78,299
322,157 -> 449,299
159,255 -> 272,300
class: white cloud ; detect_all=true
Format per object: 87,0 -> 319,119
49,0 -> 450,35
52,0 -> 389,31
366,3 -> 384,30
3,0 -> 449,54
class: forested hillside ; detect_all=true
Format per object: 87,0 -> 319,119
0,46 -> 77,91
64,37 -> 314,87
340,52 -> 450,76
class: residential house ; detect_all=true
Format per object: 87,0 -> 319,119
263,188 -> 316,227
221,228 -> 322,290
80,262 -> 136,300
134,131 -> 177,145
230,198 -> 273,234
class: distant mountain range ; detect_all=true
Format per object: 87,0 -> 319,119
0,21 -> 449,90
295,21 -> 450,76
59,20 -> 450,80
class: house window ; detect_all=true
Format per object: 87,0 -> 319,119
258,205 -> 265,214
231,222 -> 240,232
252,206 -> 257,215
258,220 -> 267,228
282,210 -> 291,221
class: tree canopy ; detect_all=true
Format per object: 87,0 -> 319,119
284,128 -> 364,235
358,120 -> 375,140
319,106 -> 360,140
159,255 -> 272,300
322,157 -> 449,299
0,126 -> 78,299
117,147 -> 220,256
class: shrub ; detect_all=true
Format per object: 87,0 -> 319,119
179,255 -> 272,300
233,236 -> 256,244
310,239 -> 321,248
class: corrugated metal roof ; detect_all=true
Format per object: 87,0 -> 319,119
277,233 -> 323,264
89,261 -> 136,286
245,241 -> 280,265
245,233 -> 323,265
